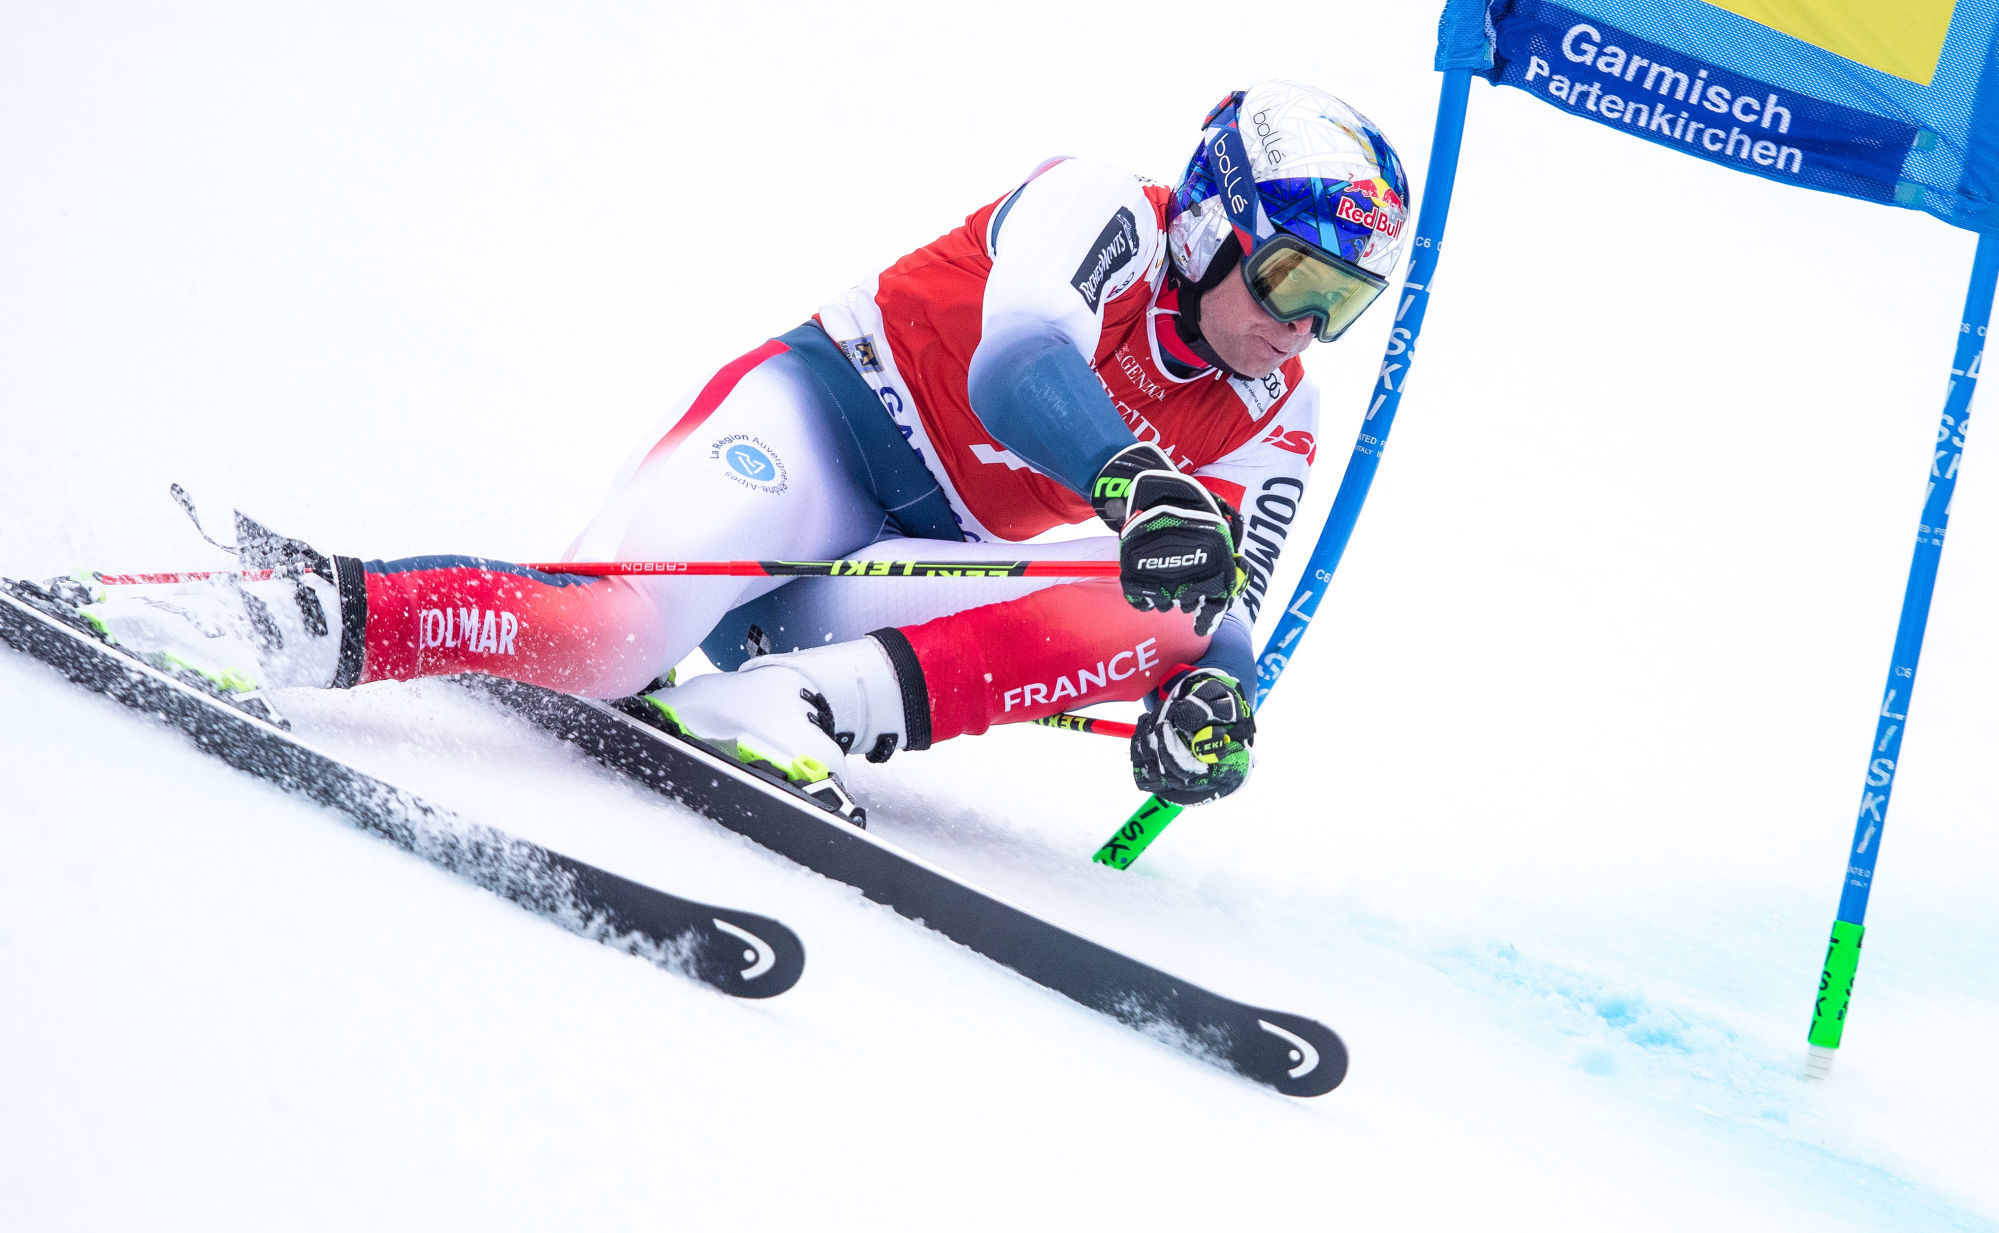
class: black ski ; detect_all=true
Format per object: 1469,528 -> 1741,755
474,676 -> 1348,1096
0,581 -> 804,998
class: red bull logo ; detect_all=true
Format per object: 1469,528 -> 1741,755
1335,193 -> 1402,238
1350,176 -> 1406,212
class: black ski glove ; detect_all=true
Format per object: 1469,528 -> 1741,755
1130,666 -> 1255,805
1090,443 -> 1246,637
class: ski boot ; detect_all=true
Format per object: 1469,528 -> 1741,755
34,493 -> 361,711
3,572 -> 309,728
625,637 -> 914,827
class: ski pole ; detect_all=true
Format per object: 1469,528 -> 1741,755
1805,231 -> 1997,1079
530,559 -> 1120,579
1027,712 -> 1136,739
99,553 -> 1145,738
94,558 -> 1122,586
148,483 -> 1121,584
1093,68 -> 1476,870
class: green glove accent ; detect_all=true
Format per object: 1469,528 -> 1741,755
1129,667 -> 1254,805
1091,443 -> 1247,637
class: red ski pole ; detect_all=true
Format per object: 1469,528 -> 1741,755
1026,713 -> 1136,739
94,557 -> 1121,586
94,555 -> 1138,740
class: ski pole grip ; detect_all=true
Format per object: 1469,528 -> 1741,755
1808,919 -> 1865,1052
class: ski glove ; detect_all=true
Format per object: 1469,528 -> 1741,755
1130,666 -> 1255,805
1090,443 -> 1246,637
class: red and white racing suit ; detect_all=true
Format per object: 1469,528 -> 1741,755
346,158 -> 1321,748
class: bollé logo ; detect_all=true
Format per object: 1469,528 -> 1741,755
1213,131 -> 1253,216
1250,109 -> 1285,165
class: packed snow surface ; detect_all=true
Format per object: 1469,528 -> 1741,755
4,4 -> 1996,1229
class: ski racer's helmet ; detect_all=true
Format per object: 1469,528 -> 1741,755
1167,81 -> 1409,342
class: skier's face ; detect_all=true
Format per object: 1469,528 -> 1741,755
1199,264 -> 1318,378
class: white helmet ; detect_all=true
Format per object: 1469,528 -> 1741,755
1167,80 -> 1411,285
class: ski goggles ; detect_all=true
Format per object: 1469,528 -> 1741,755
1240,234 -> 1389,343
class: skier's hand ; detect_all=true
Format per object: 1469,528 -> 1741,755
1130,666 -> 1255,805
1090,443 -> 1246,637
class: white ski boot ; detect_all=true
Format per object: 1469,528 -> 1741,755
69,569 -> 345,695
639,637 -> 913,826
47,491 -> 359,702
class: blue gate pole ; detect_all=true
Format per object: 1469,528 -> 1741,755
1249,68 -> 1474,709
1806,231 -> 1998,1077
1093,68 -> 1476,869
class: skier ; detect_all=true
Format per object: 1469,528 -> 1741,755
44,80 -> 1410,814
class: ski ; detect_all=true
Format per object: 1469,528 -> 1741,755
0,580 -> 804,999
473,676 -> 1349,1096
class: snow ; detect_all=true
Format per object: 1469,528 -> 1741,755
4,3 -> 1997,1229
